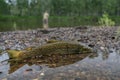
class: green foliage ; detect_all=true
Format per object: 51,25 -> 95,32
49,16 -> 98,27
98,13 -> 115,26
0,15 -> 98,31
1,0 -> 120,31
0,15 -> 43,31
110,16 -> 120,26
0,0 -> 10,15
16,0 -> 29,16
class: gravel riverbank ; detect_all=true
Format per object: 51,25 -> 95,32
0,26 -> 119,53
1,26 -> 120,80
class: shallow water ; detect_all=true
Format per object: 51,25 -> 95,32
0,50 -> 120,80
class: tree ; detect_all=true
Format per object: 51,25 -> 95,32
0,0 -> 10,15
16,0 -> 29,16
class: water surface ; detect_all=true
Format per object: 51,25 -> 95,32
0,50 -> 120,80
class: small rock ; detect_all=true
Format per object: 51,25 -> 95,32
75,77 -> 81,80
111,36 -> 115,40
0,71 -> 2,74
81,71 -> 86,75
26,68 -> 33,71
109,50 -> 113,53
40,72 -> 45,76
88,44 -> 94,47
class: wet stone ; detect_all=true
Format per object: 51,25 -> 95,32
0,71 -> 2,74
111,36 -> 115,40
74,77 -> 81,80
25,69 -> 33,72
81,71 -> 86,75
88,44 -> 95,48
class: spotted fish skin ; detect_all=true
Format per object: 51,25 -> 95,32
19,42 -> 92,59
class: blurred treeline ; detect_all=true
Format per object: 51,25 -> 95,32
0,0 -> 120,31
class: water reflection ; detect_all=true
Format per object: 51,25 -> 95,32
0,54 -> 42,80
0,52 -> 10,79
89,52 -> 109,60
0,50 -> 120,80
38,50 -> 120,80
0,51 -> 90,79
0,52 -> 9,62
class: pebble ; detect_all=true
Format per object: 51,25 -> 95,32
0,27 -> 119,52
75,77 -> 81,80
81,71 -> 86,75
25,69 -> 33,72
0,27 -> 120,80
0,71 -> 2,74
40,72 -> 45,76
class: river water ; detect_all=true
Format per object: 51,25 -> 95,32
0,50 -> 120,80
